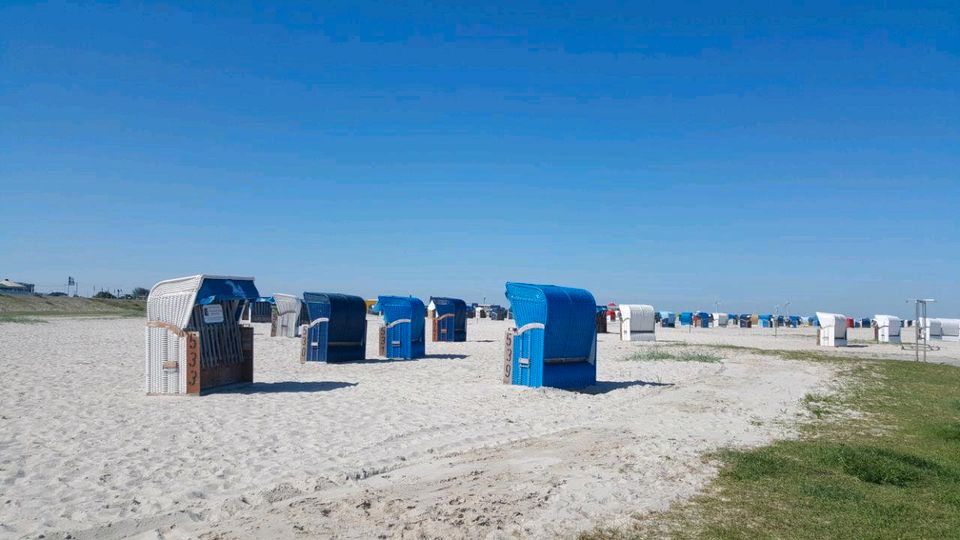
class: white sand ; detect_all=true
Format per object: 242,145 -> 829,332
0,316 -> 881,539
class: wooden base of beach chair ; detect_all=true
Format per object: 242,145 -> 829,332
503,329 -> 514,384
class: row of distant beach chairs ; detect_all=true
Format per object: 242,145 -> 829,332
144,275 -> 649,395
143,275 -> 952,396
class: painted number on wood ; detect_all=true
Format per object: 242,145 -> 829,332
186,332 -> 200,394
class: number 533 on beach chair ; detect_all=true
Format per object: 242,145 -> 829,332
145,275 -> 259,395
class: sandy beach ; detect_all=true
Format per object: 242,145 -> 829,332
5,317 -> 956,539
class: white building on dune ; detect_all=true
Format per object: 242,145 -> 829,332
0,278 -> 35,296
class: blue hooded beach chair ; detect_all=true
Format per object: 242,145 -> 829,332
431,297 -> 467,342
504,282 -> 597,389
378,296 -> 426,359
302,292 -> 367,363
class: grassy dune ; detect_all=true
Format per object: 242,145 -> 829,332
0,295 -> 145,321
581,351 -> 960,539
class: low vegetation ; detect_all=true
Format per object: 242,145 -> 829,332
628,346 -> 723,364
0,295 -> 145,321
581,354 -> 960,539
0,314 -> 48,324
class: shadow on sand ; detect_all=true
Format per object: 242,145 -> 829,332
576,379 -> 674,395
329,354 -> 469,364
206,381 -> 357,395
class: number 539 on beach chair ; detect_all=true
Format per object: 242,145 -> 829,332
503,282 -> 597,390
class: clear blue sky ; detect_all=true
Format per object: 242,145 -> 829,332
2,1 -> 958,318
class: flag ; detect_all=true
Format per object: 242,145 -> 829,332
68,277 -> 75,286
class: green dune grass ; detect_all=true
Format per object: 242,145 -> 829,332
581,354 -> 960,539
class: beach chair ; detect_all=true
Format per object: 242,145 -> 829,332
430,297 -> 467,342
504,282 -> 597,389
816,312 -> 848,347
301,293 -> 367,362
378,296 -> 426,359
620,304 -> 656,341
145,275 -> 259,395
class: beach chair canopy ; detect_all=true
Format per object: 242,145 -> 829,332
273,294 -> 302,316
378,296 -> 426,334
430,296 -> 467,340
621,304 -> 656,332
816,312 -> 848,337
303,292 -> 367,341
679,312 -> 693,324
431,297 -> 466,317
874,315 -> 901,336
505,282 -> 596,363
941,318 -> 960,338
147,275 -> 259,330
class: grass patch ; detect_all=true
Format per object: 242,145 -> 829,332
579,356 -> 960,539
0,296 -> 145,319
676,351 -> 723,363
628,346 -> 722,363
629,347 -> 679,361
703,343 -> 851,364
0,314 -> 47,324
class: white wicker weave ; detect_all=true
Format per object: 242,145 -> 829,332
619,304 -> 656,342
711,313 -> 729,327
273,293 -> 303,338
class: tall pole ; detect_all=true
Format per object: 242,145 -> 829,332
909,299 -> 936,362
774,304 -> 779,337
916,300 -> 921,362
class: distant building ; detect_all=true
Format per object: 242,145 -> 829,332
0,278 -> 35,296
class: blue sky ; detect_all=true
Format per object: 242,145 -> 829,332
1,1 -> 958,317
